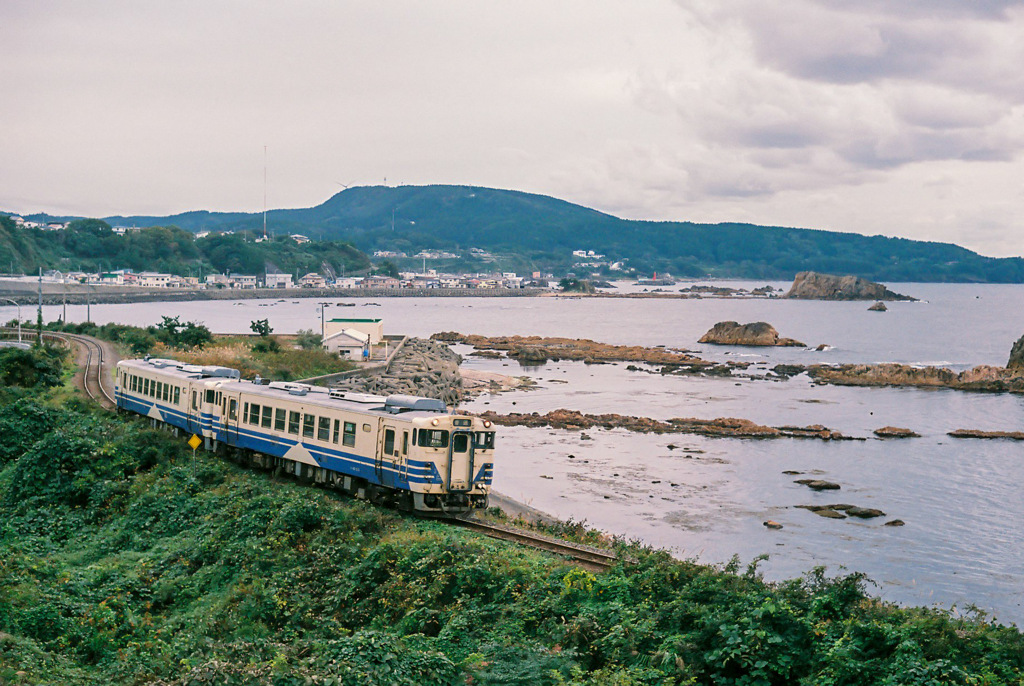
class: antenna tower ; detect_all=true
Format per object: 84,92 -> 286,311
263,145 -> 268,240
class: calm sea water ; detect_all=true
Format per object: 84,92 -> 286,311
3,281 -> 1023,626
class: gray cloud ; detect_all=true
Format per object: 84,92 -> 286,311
1,0 -> 1023,256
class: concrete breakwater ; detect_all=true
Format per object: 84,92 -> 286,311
327,338 -> 464,405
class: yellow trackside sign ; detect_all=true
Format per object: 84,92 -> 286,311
188,434 -> 203,451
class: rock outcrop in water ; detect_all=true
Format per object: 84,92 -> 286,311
474,409 -> 858,440
947,429 -> 1024,440
868,301 -> 888,312
773,361 -> 1024,394
433,332 -> 711,367
1008,334 -> 1024,370
783,271 -> 915,301
698,321 -> 805,347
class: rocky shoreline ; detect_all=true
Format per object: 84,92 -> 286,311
473,408 -> 861,440
432,332 -> 712,367
772,361 -> 1024,394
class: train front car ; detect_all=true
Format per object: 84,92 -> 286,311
114,358 -> 494,515
382,396 -> 495,513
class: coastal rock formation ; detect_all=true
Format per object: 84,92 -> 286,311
698,321 -> 805,347
947,429 -> 1024,440
794,479 -> 841,491
1009,334 -> 1024,370
773,362 -> 1024,394
783,271 -> 915,301
797,504 -> 886,519
874,426 -> 920,438
330,338 -> 463,405
432,333 -> 709,367
868,301 -> 888,312
474,409 -> 855,440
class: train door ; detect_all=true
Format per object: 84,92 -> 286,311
222,393 -> 240,445
376,422 -> 401,488
186,382 -> 201,434
447,431 -> 474,492
397,429 -> 410,485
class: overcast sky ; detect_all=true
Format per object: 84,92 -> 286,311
2,1 -> 1023,256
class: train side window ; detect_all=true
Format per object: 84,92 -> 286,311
192,391 -> 198,410
142,378 -> 148,395
318,417 -> 330,441
332,419 -> 340,444
205,389 -> 216,404
302,414 -> 315,438
261,406 -> 273,428
288,411 -> 300,434
402,431 -> 409,456
249,403 -> 261,425
163,383 -> 170,402
418,430 -> 449,449
474,432 -> 495,450
229,399 -> 237,420
343,421 -> 356,447
384,429 -> 395,455
174,387 -> 180,405
274,408 -> 286,431
452,433 -> 469,452
129,375 -> 135,392
411,428 -> 417,445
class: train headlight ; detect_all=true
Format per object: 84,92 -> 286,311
431,418 -> 440,426
483,420 -> 492,428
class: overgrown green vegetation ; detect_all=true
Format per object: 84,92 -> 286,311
0,374 -> 1022,683
42,319 -> 350,381
0,344 -> 66,388
0,215 -> 371,278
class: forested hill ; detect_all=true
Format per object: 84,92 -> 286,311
0,215 -> 370,277
9,184 -> 1024,282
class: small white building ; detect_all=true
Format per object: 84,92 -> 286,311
231,274 -> 258,289
299,273 -> 327,288
323,318 -> 383,345
322,327 -> 371,358
265,273 -> 294,289
138,272 -> 174,288
205,274 -> 232,288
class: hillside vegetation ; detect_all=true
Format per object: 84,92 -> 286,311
12,185 -> 1024,282
0,215 -> 370,278
0,362 -> 1022,684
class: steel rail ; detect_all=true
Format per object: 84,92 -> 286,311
450,517 -> 618,571
2,327 -> 610,569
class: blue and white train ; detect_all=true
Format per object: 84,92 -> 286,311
115,357 -> 494,513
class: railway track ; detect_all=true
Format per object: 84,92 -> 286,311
2,328 -> 614,569
450,517 -> 618,571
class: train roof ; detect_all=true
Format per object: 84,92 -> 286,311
118,357 -> 449,418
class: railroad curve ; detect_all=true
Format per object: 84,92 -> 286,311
0,328 -> 620,570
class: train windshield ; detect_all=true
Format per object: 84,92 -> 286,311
417,429 -> 449,448
474,431 -> 495,450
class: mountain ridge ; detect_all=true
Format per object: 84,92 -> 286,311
6,184 -> 1024,282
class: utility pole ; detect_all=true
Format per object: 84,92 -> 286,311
36,268 -> 42,345
318,302 -> 331,338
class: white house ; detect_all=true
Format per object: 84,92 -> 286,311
138,272 -> 174,288
322,327 -> 371,358
299,273 -> 327,288
323,318 -> 383,345
265,273 -> 294,289
231,274 -> 258,289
